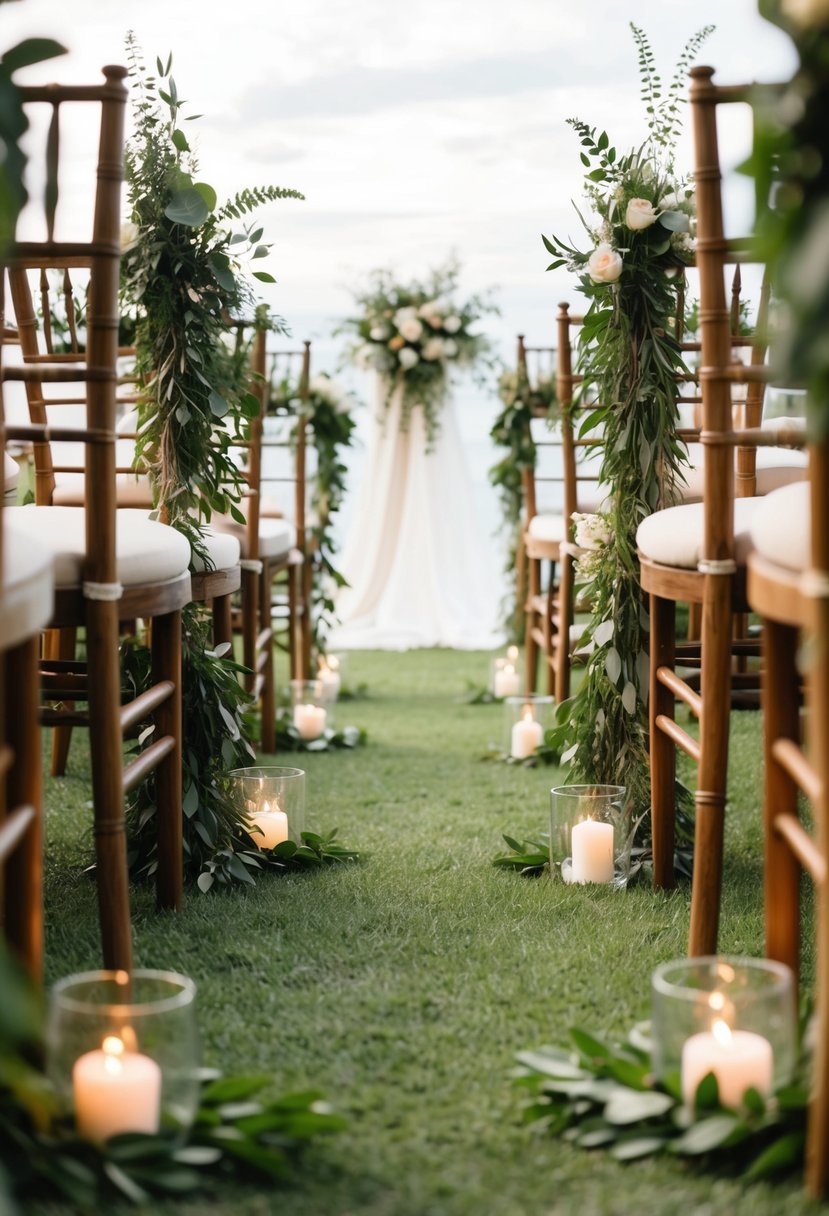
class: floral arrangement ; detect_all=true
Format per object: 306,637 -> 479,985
269,370 -> 357,654
342,261 -> 496,443
541,24 -> 710,818
489,365 -> 559,637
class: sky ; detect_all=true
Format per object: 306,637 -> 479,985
2,0 -> 797,364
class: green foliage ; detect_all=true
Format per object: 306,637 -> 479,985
489,366 -> 559,637
123,607 -> 260,891
274,711 -> 367,752
752,7 -> 829,435
491,833 -> 550,876
0,36 -> 66,256
340,260 -> 498,445
121,35 -> 303,562
269,371 -> 357,654
254,828 -> 361,870
515,1023 -> 809,1181
540,27 -> 709,833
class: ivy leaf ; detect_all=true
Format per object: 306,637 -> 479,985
670,1114 -> 740,1155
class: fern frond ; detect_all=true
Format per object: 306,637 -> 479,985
219,185 -> 305,221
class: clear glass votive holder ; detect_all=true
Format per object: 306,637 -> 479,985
228,765 -> 306,848
316,653 -> 343,703
289,678 -> 331,738
491,654 -> 521,698
504,695 -> 553,759
549,784 -> 631,887
47,970 -> 200,1144
651,956 -> 797,1110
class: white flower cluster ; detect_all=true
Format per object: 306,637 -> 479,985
585,180 -> 696,284
362,296 -> 466,373
308,374 -> 352,414
572,511 -> 612,551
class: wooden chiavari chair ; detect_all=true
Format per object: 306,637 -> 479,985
0,285 -> 55,985
2,65 -> 191,970
636,65 -> 803,955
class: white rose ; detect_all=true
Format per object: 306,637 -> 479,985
393,306 -> 418,328
442,338 -> 458,358
398,347 -> 419,370
782,0 -> 829,25
586,244 -> 623,284
572,512 -> 611,551
398,317 -> 423,343
369,324 -> 391,341
658,191 -> 680,211
443,315 -> 462,333
422,337 -> 445,361
625,198 -> 658,230
120,221 -> 139,252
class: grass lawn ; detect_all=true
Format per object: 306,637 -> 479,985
36,648 -> 816,1216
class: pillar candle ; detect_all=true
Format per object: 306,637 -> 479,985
570,817 -> 614,883
247,799 -> 289,849
510,707 -> 544,759
318,660 -> 341,698
681,1019 -> 773,1109
494,664 -> 520,699
293,702 -> 327,740
73,1034 -> 162,1143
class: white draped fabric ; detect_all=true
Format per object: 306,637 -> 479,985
328,379 -> 503,651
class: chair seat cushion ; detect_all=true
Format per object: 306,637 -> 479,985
749,481 -> 809,573
192,526 -> 240,573
53,474 -> 154,508
678,437 -> 807,503
636,496 -> 764,570
212,513 -> 294,560
527,513 -> 565,544
1,524 -> 54,645
5,506 -> 191,588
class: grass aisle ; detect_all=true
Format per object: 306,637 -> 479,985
40,649 -> 813,1216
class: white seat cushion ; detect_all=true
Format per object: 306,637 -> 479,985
527,513 -> 565,544
1,524 -> 54,646
4,505 -> 191,588
749,481 -> 809,573
678,434 -> 807,504
192,526 -> 240,573
636,496 -> 764,570
212,513 -> 294,561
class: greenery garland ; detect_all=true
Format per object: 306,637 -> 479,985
119,40 -> 304,889
541,24 -> 710,823
340,260 -> 497,445
0,950 -> 346,1210
268,370 -> 357,656
489,365 -> 559,638
515,1020 -> 810,1181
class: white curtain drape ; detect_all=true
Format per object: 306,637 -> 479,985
328,379 -> 503,650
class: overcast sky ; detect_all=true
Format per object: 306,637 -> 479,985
3,0 -> 798,364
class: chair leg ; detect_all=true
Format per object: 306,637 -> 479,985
241,567 -> 258,695
152,609 -> 183,912
50,626 -> 77,776
259,563 -> 276,754
212,592 -> 233,649
301,557 -> 313,682
543,561 -> 556,697
287,562 -> 299,682
688,574 -> 733,957
4,637 -> 44,984
556,551 -> 574,704
762,619 -> 801,981
524,554 -> 540,695
85,600 -> 133,971
650,593 -> 677,890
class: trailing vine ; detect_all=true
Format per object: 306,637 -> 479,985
489,365 -> 559,636
268,371 -> 357,657
542,24 -> 710,820
119,38 -> 304,889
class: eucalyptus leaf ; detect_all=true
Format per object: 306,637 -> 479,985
164,187 -> 209,227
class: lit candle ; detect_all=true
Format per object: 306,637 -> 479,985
293,702 -> 327,740
73,1034 -> 162,1143
510,705 -> 544,759
681,1017 -> 773,1110
494,663 -> 520,699
506,645 -> 519,662
318,659 -> 341,698
570,817 -> 614,883
247,798 -> 289,849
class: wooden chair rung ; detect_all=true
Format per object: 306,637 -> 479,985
656,666 -> 702,717
0,806 -> 36,863
40,708 -> 90,726
771,738 -> 822,805
122,735 -> 177,794
774,814 -> 826,884
655,713 -> 701,762
119,680 -> 176,735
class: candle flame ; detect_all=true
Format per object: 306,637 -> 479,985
507,645 -> 519,661
504,663 -> 515,676
102,1035 -> 126,1074
711,1018 -> 732,1047
328,656 -> 340,671
521,705 -> 534,722
709,991 -> 726,1013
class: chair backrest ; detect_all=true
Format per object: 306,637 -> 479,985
261,340 -> 310,555
3,67 -> 128,586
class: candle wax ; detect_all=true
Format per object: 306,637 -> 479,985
293,703 -> 327,740
73,1037 -> 162,1143
682,1024 -> 773,1109
570,818 -> 614,883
